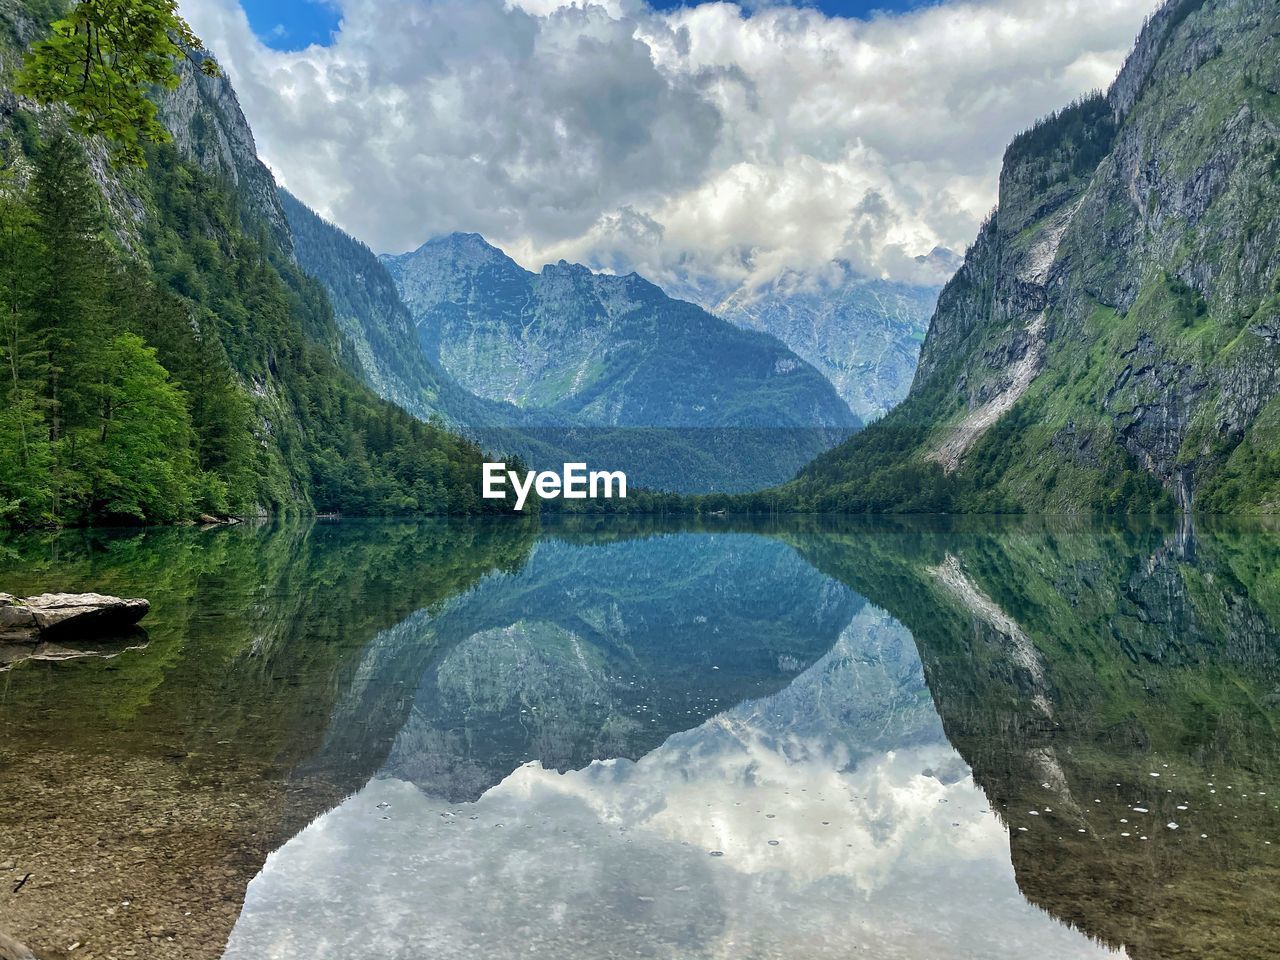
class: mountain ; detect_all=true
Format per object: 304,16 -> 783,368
381,233 -> 859,432
278,208 -> 859,493
278,187 -> 489,424
785,0 -> 1280,514
309,530 -> 858,803
712,262 -> 948,421
291,229 -> 866,492
0,0 -> 521,523
276,191 -> 590,451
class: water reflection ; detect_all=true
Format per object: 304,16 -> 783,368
226,604 -> 1118,959
0,519 -> 539,957
327,533 -> 857,801
790,518 -> 1280,959
1,518 -> 1277,960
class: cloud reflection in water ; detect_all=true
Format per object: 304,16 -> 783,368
225,605 -> 1122,959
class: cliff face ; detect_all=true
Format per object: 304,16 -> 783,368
928,0 -> 1280,510
279,188 -> 450,421
795,0 -> 1280,513
156,50 -> 293,255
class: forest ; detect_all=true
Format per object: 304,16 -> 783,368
0,0 -> 521,526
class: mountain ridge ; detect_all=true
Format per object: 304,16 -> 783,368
278,212 -> 860,493
782,0 -> 1280,514
381,231 -> 859,431
711,262 -> 945,421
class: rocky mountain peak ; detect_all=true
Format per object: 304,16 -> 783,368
409,231 -> 515,269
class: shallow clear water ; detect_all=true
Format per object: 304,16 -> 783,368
0,517 -> 1277,959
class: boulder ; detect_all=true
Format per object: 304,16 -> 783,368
0,595 -> 39,642
0,592 -> 149,642
197,514 -> 242,526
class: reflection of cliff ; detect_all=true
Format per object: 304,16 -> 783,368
11,518 -> 1278,960
792,520 -> 1280,960
343,533 -> 862,801
0,519 -> 536,960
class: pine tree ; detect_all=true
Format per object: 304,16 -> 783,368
29,133 -> 110,443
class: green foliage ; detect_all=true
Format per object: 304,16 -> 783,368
1,0 -> 538,525
769,402 -> 959,513
138,146 -> 523,517
0,388 -> 53,522
0,172 -> 54,521
279,188 -> 432,404
15,0 -> 219,166
1197,394 -> 1280,513
1005,92 -> 1117,191
0,133 -> 208,523
82,333 -> 200,520
1163,272 -> 1210,327
0,123 -> 523,525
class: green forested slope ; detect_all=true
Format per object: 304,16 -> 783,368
279,187 -> 471,424
0,0 -> 519,524
783,0 -> 1280,514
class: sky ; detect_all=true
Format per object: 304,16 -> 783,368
236,0 -> 940,50
180,0 -> 1160,298
237,0 -> 340,50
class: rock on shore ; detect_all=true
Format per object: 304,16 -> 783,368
0,593 -> 150,642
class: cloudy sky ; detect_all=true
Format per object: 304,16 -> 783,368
180,0 -> 1159,296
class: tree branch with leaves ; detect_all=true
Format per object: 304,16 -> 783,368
16,0 -> 220,166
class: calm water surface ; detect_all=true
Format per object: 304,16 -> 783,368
0,518 -> 1277,959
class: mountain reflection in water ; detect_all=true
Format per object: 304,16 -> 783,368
0,518 -> 1276,960
226,602 -> 1119,959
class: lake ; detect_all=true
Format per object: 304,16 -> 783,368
0,517 -> 1277,959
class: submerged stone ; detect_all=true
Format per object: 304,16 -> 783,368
0,930 -> 35,960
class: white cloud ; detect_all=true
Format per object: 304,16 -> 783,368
180,0 -> 1157,293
